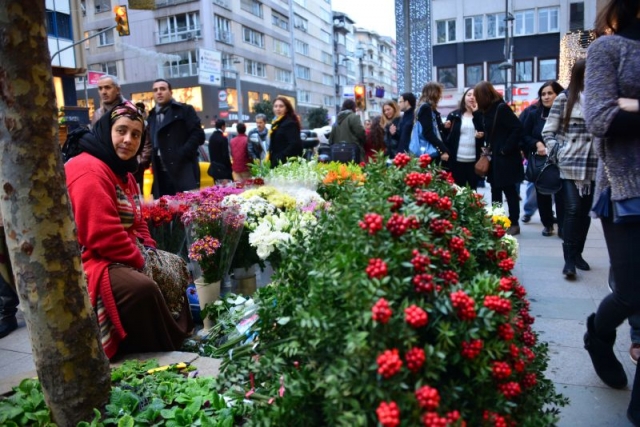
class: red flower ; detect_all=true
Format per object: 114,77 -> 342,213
372,298 -> 392,324
450,290 -> 476,321
377,349 -> 403,378
498,258 -> 515,271
376,401 -> 400,427
393,153 -> 411,168
493,224 -> 506,238
358,213 -> 384,235
405,305 -> 429,328
415,385 -> 440,410
366,258 -> 388,279
405,347 -> 426,372
461,339 -> 483,359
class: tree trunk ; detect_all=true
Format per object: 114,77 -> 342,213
0,2 -> 111,425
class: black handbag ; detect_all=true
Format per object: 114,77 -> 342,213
535,145 -> 562,195
207,161 -> 232,180
331,142 -> 361,164
525,153 -> 547,182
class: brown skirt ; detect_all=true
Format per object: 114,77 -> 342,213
108,264 -> 194,357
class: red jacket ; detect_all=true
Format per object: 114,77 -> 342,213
230,134 -> 251,173
65,153 -> 155,358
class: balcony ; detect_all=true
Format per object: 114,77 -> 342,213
215,29 -> 234,45
156,28 -> 201,45
155,0 -> 198,8
162,62 -> 198,78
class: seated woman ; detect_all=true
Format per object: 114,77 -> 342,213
65,101 -> 193,360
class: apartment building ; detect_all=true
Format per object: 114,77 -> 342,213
429,0 -> 597,114
77,0 -> 335,126
47,0 -> 87,123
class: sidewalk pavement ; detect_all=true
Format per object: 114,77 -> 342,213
0,183 -> 636,425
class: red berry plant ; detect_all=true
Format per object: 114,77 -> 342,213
221,155 -> 567,426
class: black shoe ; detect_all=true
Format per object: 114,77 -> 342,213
0,317 -> 17,339
542,227 -> 554,237
575,255 -> 591,271
584,313 -> 628,389
522,215 -> 531,223
506,225 -> 520,236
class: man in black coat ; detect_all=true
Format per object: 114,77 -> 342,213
207,119 -> 233,182
393,92 -> 416,154
148,79 -> 205,198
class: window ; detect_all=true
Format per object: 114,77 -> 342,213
294,14 -> 308,32
272,11 -> 289,30
298,90 -> 311,103
465,64 -> 483,87
94,0 -> 111,13
162,50 -> 198,78
240,0 -> 263,18
92,61 -> 117,76
245,59 -> 267,77
97,28 -> 114,46
84,31 -> 90,48
320,30 -> 332,44
515,59 -> 533,83
488,62 -> 506,84
295,39 -> 309,56
322,74 -> 334,86
487,13 -> 506,38
539,58 -> 557,81
46,11 -> 72,39
570,2 -> 584,31
248,91 -> 260,111
321,51 -> 332,65
464,16 -> 483,40
319,8 -> 332,23
295,65 -> 310,80
243,27 -> 265,48
157,12 -> 200,44
538,7 -> 559,33
273,39 -> 291,57
215,15 -> 233,44
293,0 -> 306,6
437,67 -> 457,89
436,19 -> 456,43
275,68 -> 292,83
515,10 -> 535,36
324,96 -> 334,106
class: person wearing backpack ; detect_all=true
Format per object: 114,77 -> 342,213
329,99 -> 366,160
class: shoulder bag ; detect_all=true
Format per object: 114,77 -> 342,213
534,144 -> 563,195
474,104 -> 502,177
525,153 -> 548,182
409,104 -> 439,158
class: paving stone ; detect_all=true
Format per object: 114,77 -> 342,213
529,296 -> 598,321
555,384 -> 633,427
191,356 -> 222,378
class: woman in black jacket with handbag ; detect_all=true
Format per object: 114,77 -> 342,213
444,88 -> 485,190
268,96 -> 303,168
475,81 -> 524,235
415,82 -> 450,161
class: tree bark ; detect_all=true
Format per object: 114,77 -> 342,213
0,2 -> 111,425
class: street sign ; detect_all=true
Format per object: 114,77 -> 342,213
342,85 -> 355,98
198,48 -> 222,87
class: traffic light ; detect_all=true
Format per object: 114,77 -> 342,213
354,84 -> 366,111
114,5 -> 130,36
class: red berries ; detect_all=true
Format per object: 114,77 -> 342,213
387,213 -> 420,237
418,154 -> 432,168
522,372 -> 537,388
429,219 -> 454,236
376,401 -> 401,427
436,196 -> 452,211
411,250 -> 431,273
493,224 -> 506,238
377,349 -> 403,378
498,381 -> 522,399
405,172 -> 432,188
415,385 -> 440,410
359,213 -> 384,235
498,258 -> 515,271
405,347 -> 426,373
372,298 -> 392,324
393,153 -> 411,167
497,323 -> 515,341
366,258 -> 388,279
387,195 -> 404,211
450,290 -> 476,321
491,361 -> 512,380
405,305 -> 429,328
415,190 -> 440,206
413,273 -> 436,293
484,296 -> 512,315
461,339 -> 483,359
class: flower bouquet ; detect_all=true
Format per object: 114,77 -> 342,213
182,198 -> 245,326
141,197 -> 189,257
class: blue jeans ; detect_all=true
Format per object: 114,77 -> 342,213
523,181 -> 537,216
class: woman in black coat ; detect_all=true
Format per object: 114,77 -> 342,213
268,96 -> 302,168
474,81 -> 524,235
207,119 -> 232,182
381,100 -> 401,157
444,88 -> 485,190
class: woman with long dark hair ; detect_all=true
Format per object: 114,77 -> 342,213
415,82 -> 450,161
542,62 -> 595,279
523,81 -> 565,237
268,96 -> 303,167
582,0 -> 640,422
474,81 -> 524,235
364,115 -> 385,162
444,88 -> 484,190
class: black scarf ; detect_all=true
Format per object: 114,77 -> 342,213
79,111 -> 140,182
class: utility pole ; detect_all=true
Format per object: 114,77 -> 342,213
499,0 -> 514,104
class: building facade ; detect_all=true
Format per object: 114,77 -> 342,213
77,0 -> 335,126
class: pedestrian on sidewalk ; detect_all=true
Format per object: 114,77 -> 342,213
230,122 -> 252,181
582,1 -> 640,424
474,81 -> 524,236
542,61 -> 595,279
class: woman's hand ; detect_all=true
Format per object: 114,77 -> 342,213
618,98 -> 639,113
389,124 -> 397,135
475,131 -> 484,139
441,153 -> 450,162
536,141 -> 546,156
444,120 -> 452,129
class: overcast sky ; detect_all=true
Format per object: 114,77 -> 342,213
331,0 -> 397,39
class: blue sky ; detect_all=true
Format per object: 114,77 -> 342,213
331,0 -> 396,39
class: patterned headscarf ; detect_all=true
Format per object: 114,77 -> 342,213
110,100 -> 145,127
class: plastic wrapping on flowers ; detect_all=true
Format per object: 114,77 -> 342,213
211,153 -> 567,426
140,197 -> 190,257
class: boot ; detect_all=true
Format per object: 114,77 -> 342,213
629,363 -> 640,426
562,243 -> 576,279
574,239 -> 591,271
584,313 -> 628,389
